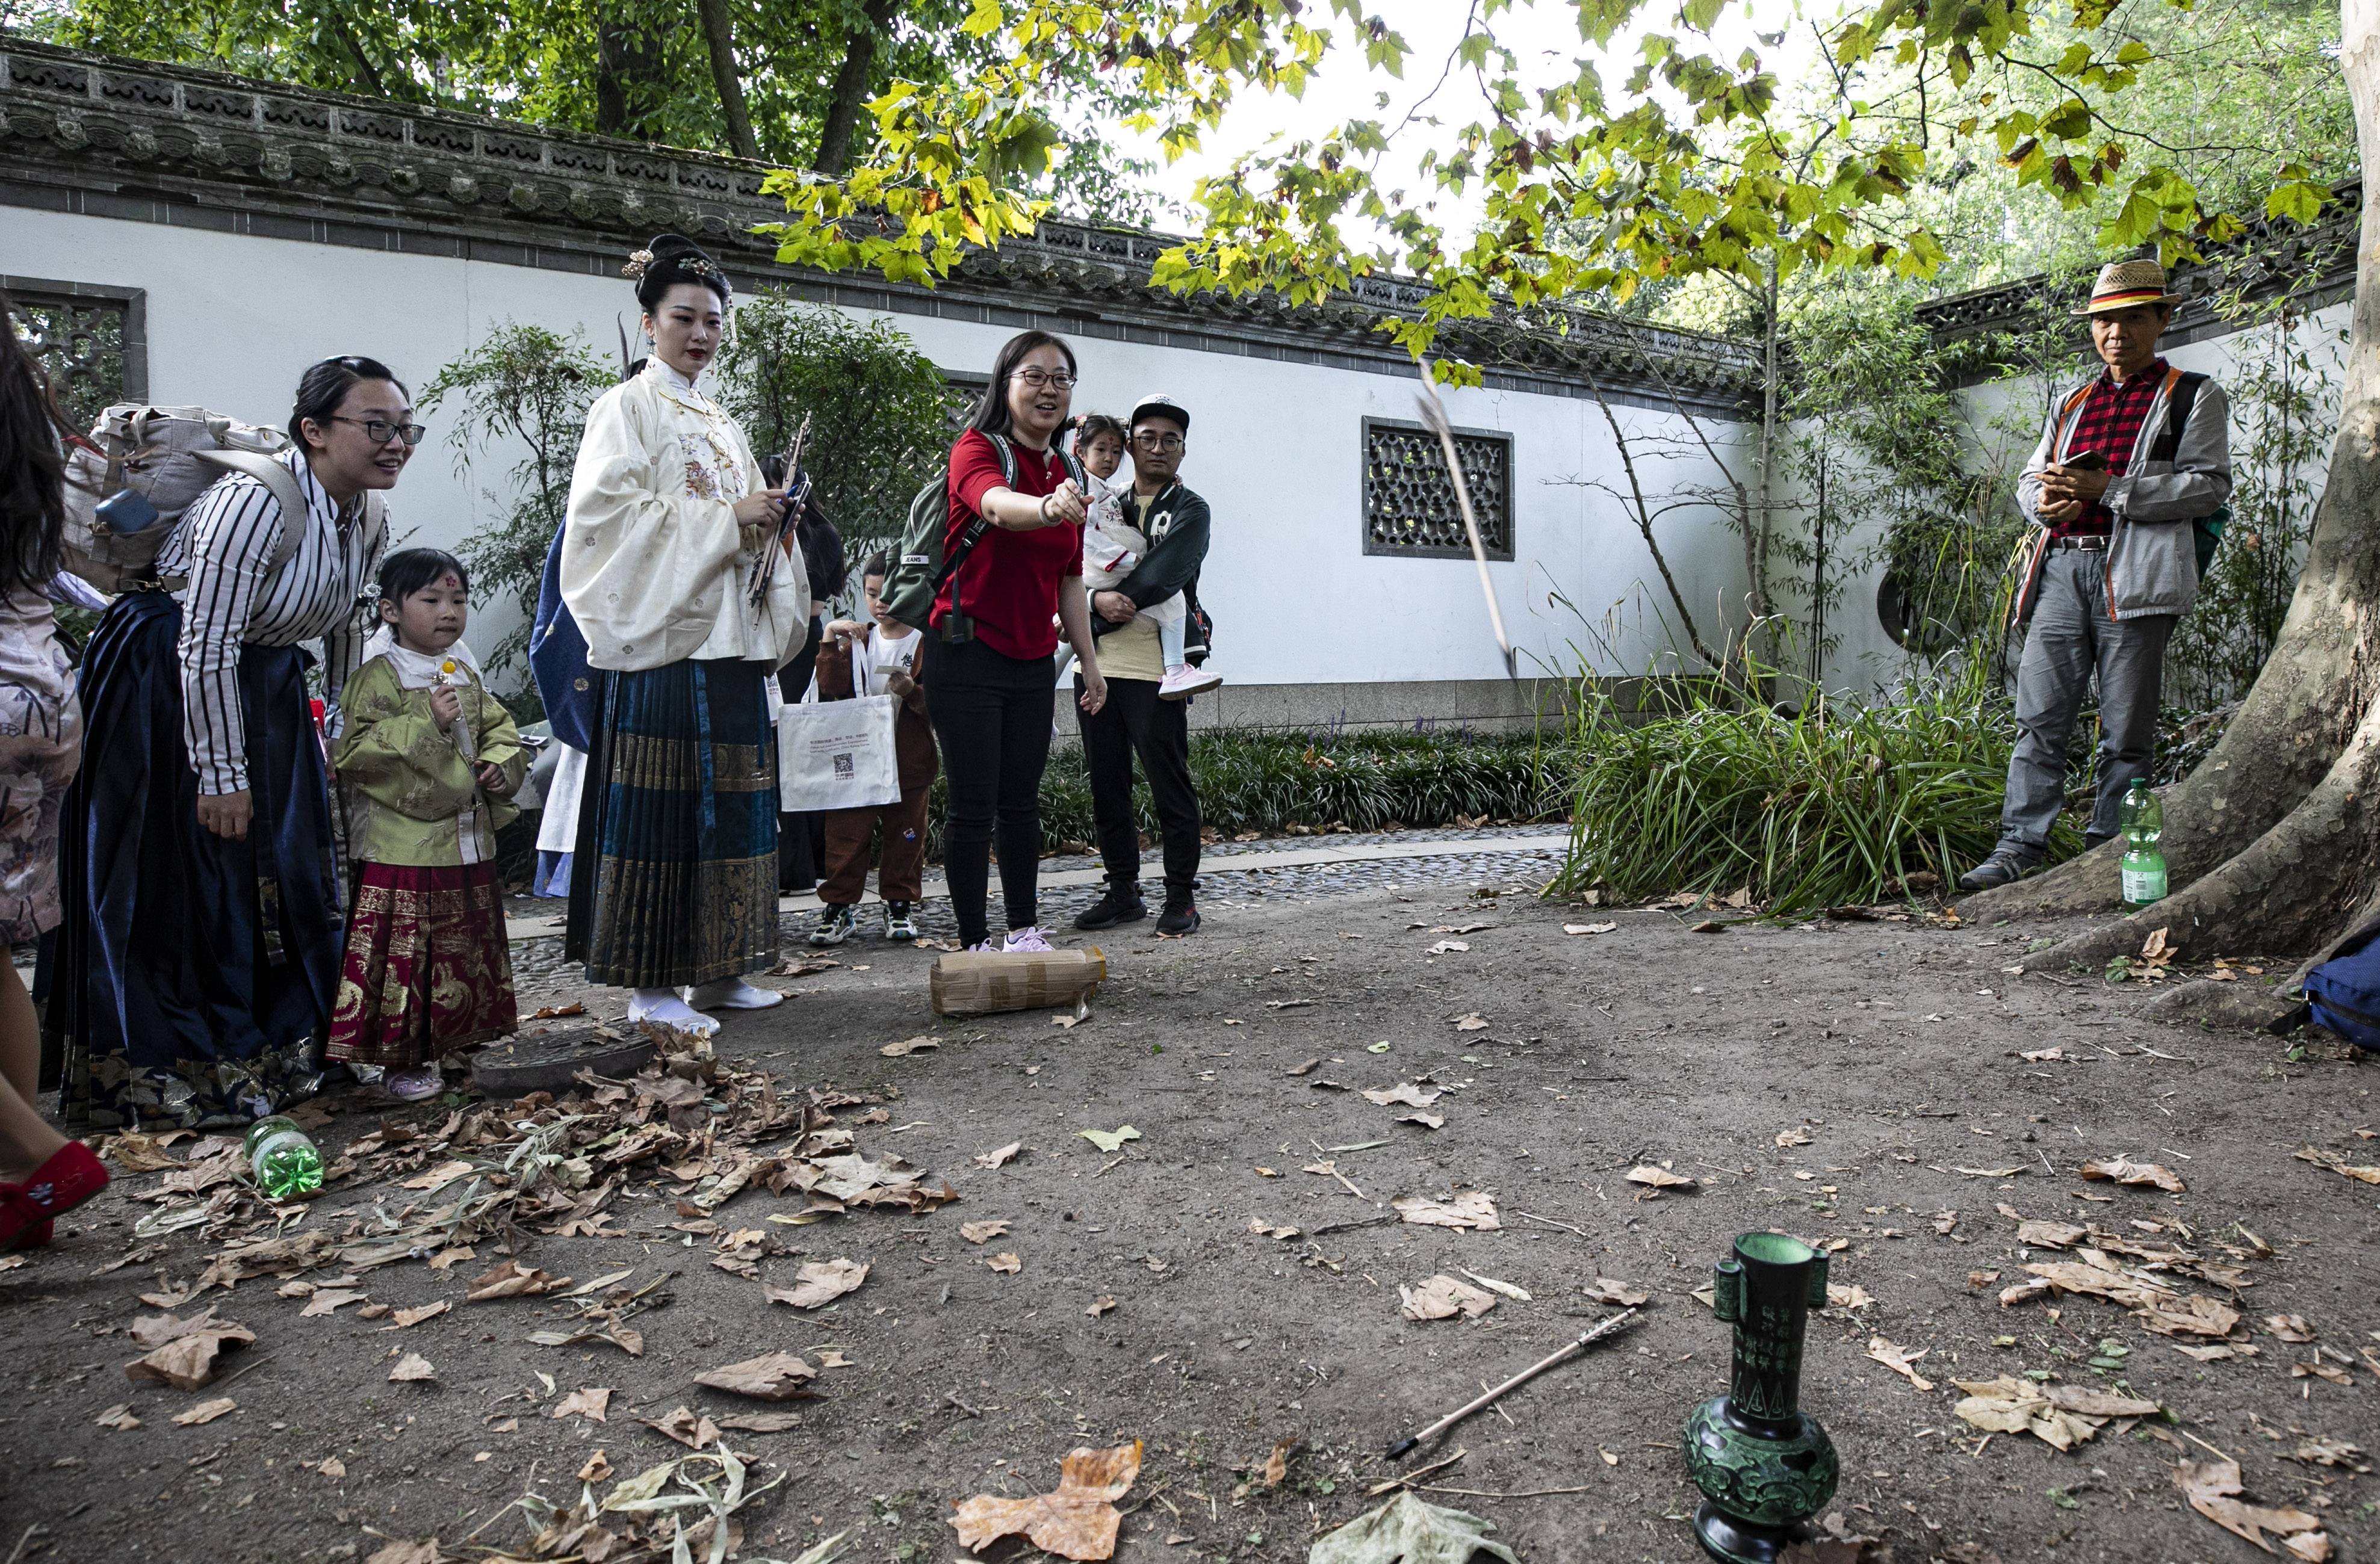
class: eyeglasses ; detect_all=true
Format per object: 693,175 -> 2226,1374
1132,431 -> 1185,451
332,416 -> 427,447
1012,368 -> 1076,391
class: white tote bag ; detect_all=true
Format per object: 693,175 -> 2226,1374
778,693 -> 902,811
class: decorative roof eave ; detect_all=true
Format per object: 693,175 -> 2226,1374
1915,178 -> 2362,383
0,38 -> 1761,415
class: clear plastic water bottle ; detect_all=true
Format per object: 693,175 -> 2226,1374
2119,780 -> 2167,909
243,1114 -> 324,1199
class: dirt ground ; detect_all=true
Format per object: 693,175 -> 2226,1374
4,881 -> 2377,1564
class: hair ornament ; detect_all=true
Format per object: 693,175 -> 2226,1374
622,249 -> 656,280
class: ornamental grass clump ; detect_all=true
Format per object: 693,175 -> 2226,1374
1552,660 -> 2075,914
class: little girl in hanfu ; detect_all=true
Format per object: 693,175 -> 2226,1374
329,548 -> 526,1099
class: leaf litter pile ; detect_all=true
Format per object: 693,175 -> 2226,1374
81,1023 -> 977,1562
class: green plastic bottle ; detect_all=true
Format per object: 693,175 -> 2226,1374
2119,780 -> 2167,909
242,1114 -> 324,1199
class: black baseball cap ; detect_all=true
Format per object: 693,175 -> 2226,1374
1130,394 -> 1189,433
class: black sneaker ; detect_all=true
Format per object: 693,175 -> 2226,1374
1155,898 -> 1201,936
809,904 -> 858,946
1955,849 -> 2040,893
884,901 -> 919,942
1074,887 -> 1148,931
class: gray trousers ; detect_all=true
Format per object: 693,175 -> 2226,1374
1997,547 -> 2176,853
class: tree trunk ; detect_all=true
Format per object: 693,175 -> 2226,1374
814,0 -> 900,176
595,9 -> 668,140
1961,0 -> 2380,969
693,0 -> 761,161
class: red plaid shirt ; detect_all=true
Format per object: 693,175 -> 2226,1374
2053,357 -> 2169,537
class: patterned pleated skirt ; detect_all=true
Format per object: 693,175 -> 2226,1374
565,658 -> 779,988
328,861 -> 516,1067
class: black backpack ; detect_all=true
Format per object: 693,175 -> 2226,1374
2149,371 -> 2231,575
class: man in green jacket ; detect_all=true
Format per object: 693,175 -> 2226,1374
1073,394 -> 1213,936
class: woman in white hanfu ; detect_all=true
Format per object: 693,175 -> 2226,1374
562,232 -> 810,1037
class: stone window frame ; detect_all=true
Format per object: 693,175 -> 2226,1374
2,276 -> 149,424
1361,415 -> 1514,561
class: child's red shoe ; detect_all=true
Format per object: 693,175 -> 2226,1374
1,1142 -> 109,1249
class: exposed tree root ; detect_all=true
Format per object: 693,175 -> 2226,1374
2141,978 -> 2305,1034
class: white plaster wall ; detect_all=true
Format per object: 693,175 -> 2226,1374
3,205 -> 1755,694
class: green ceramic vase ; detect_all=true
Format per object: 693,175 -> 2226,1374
1682,1231 -> 1841,1563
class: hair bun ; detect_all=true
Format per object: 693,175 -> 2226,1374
647,232 -> 706,260
630,232 -> 731,309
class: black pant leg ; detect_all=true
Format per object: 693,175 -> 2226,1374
992,655 -> 1055,930
1125,687 -> 1200,902
924,638 -> 1001,948
1076,678 -> 1144,893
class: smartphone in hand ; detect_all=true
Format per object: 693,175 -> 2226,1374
2062,448 -> 2107,471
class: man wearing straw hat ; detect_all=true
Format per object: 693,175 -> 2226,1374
1959,259 -> 2234,892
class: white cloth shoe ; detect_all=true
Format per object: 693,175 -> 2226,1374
683,978 -> 787,1012
1002,927 -> 1055,954
629,988 -> 721,1037
1159,663 -> 1223,700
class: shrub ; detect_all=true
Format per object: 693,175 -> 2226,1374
1549,657 -> 2078,912
913,726 -> 1567,862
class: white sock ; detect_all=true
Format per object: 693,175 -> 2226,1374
628,988 -> 721,1036
683,978 -> 786,1013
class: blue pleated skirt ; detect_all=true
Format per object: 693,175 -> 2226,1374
56,592 -> 340,1129
565,658 -> 779,988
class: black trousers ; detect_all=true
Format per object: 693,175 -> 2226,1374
1075,676 -> 1200,904
925,635 -> 1056,946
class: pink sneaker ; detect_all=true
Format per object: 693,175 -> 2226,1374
1002,927 -> 1055,954
1159,663 -> 1223,701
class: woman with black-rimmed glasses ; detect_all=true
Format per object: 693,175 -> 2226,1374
55,355 -> 408,1130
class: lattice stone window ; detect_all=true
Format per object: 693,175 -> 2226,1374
4,278 -> 147,430
1362,416 -> 1513,559
939,372 -> 990,434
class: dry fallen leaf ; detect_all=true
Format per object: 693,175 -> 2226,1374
640,1406 -> 724,1450
94,1403 -> 140,1431
465,1260 -> 568,1302
1460,1270 -> 1531,1302
986,1252 -> 1023,1275
391,1300 -> 450,1329
122,1309 -> 256,1391
320,1456 -> 346,1480
1077,1127 -> 1141,1154
1625,1164 -> 1696,1190
2267,1314 -> 2319,1344
550,1386 -> 611,1423
1583,1278 -> 1650,1307
717,1410 -> 805,1433
363,1540 -> 445,1564
1360,1082 -> 1443,1108
973,1142 -> 1022,1170
2295,1145 -> 2380,1184
172,1397 -> 237,1427
1085,1296 -> 1117,1317
694,1351 -> 817,1402
1391,1190 -> 1500,1231
2176,1456 -> 2329,1556
881,1036 -> 940,1057
388,1352 -> 437,1383
1427,940 -> 1470,954
1247,1218 -> 1301,1240
959,1220 -> 1012,1245
1829,1283 -> 1876,1310
1775,1127 -> 1814,1148
1399,1111 -> 1446,1131
1563,922 -> 1618,936
1399,1274 -> 1499,1321
1953,1376 -> 2161,1450
1260,1436 -> 1300,1488
2081,1157 -> 2187,1193
2020,1046 -> 2066,1062
1449,1013 -> 1490,1031
1865,1337 -> 1935,1391
950,1441 -> 1142,1560
577,1451 -> 612,1483
299,1287 -> 367,1318
1310,1492 -> 1520,1564
764,1258 -> 869,1309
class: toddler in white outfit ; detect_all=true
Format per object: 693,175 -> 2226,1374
1057,417 -> 1216,700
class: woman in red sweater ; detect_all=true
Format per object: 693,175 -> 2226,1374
931,331 -> 1107,951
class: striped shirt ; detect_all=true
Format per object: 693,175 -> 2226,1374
158,450 -> 385,795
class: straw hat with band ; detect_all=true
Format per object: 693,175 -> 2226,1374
2075,258 -> 2174,315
